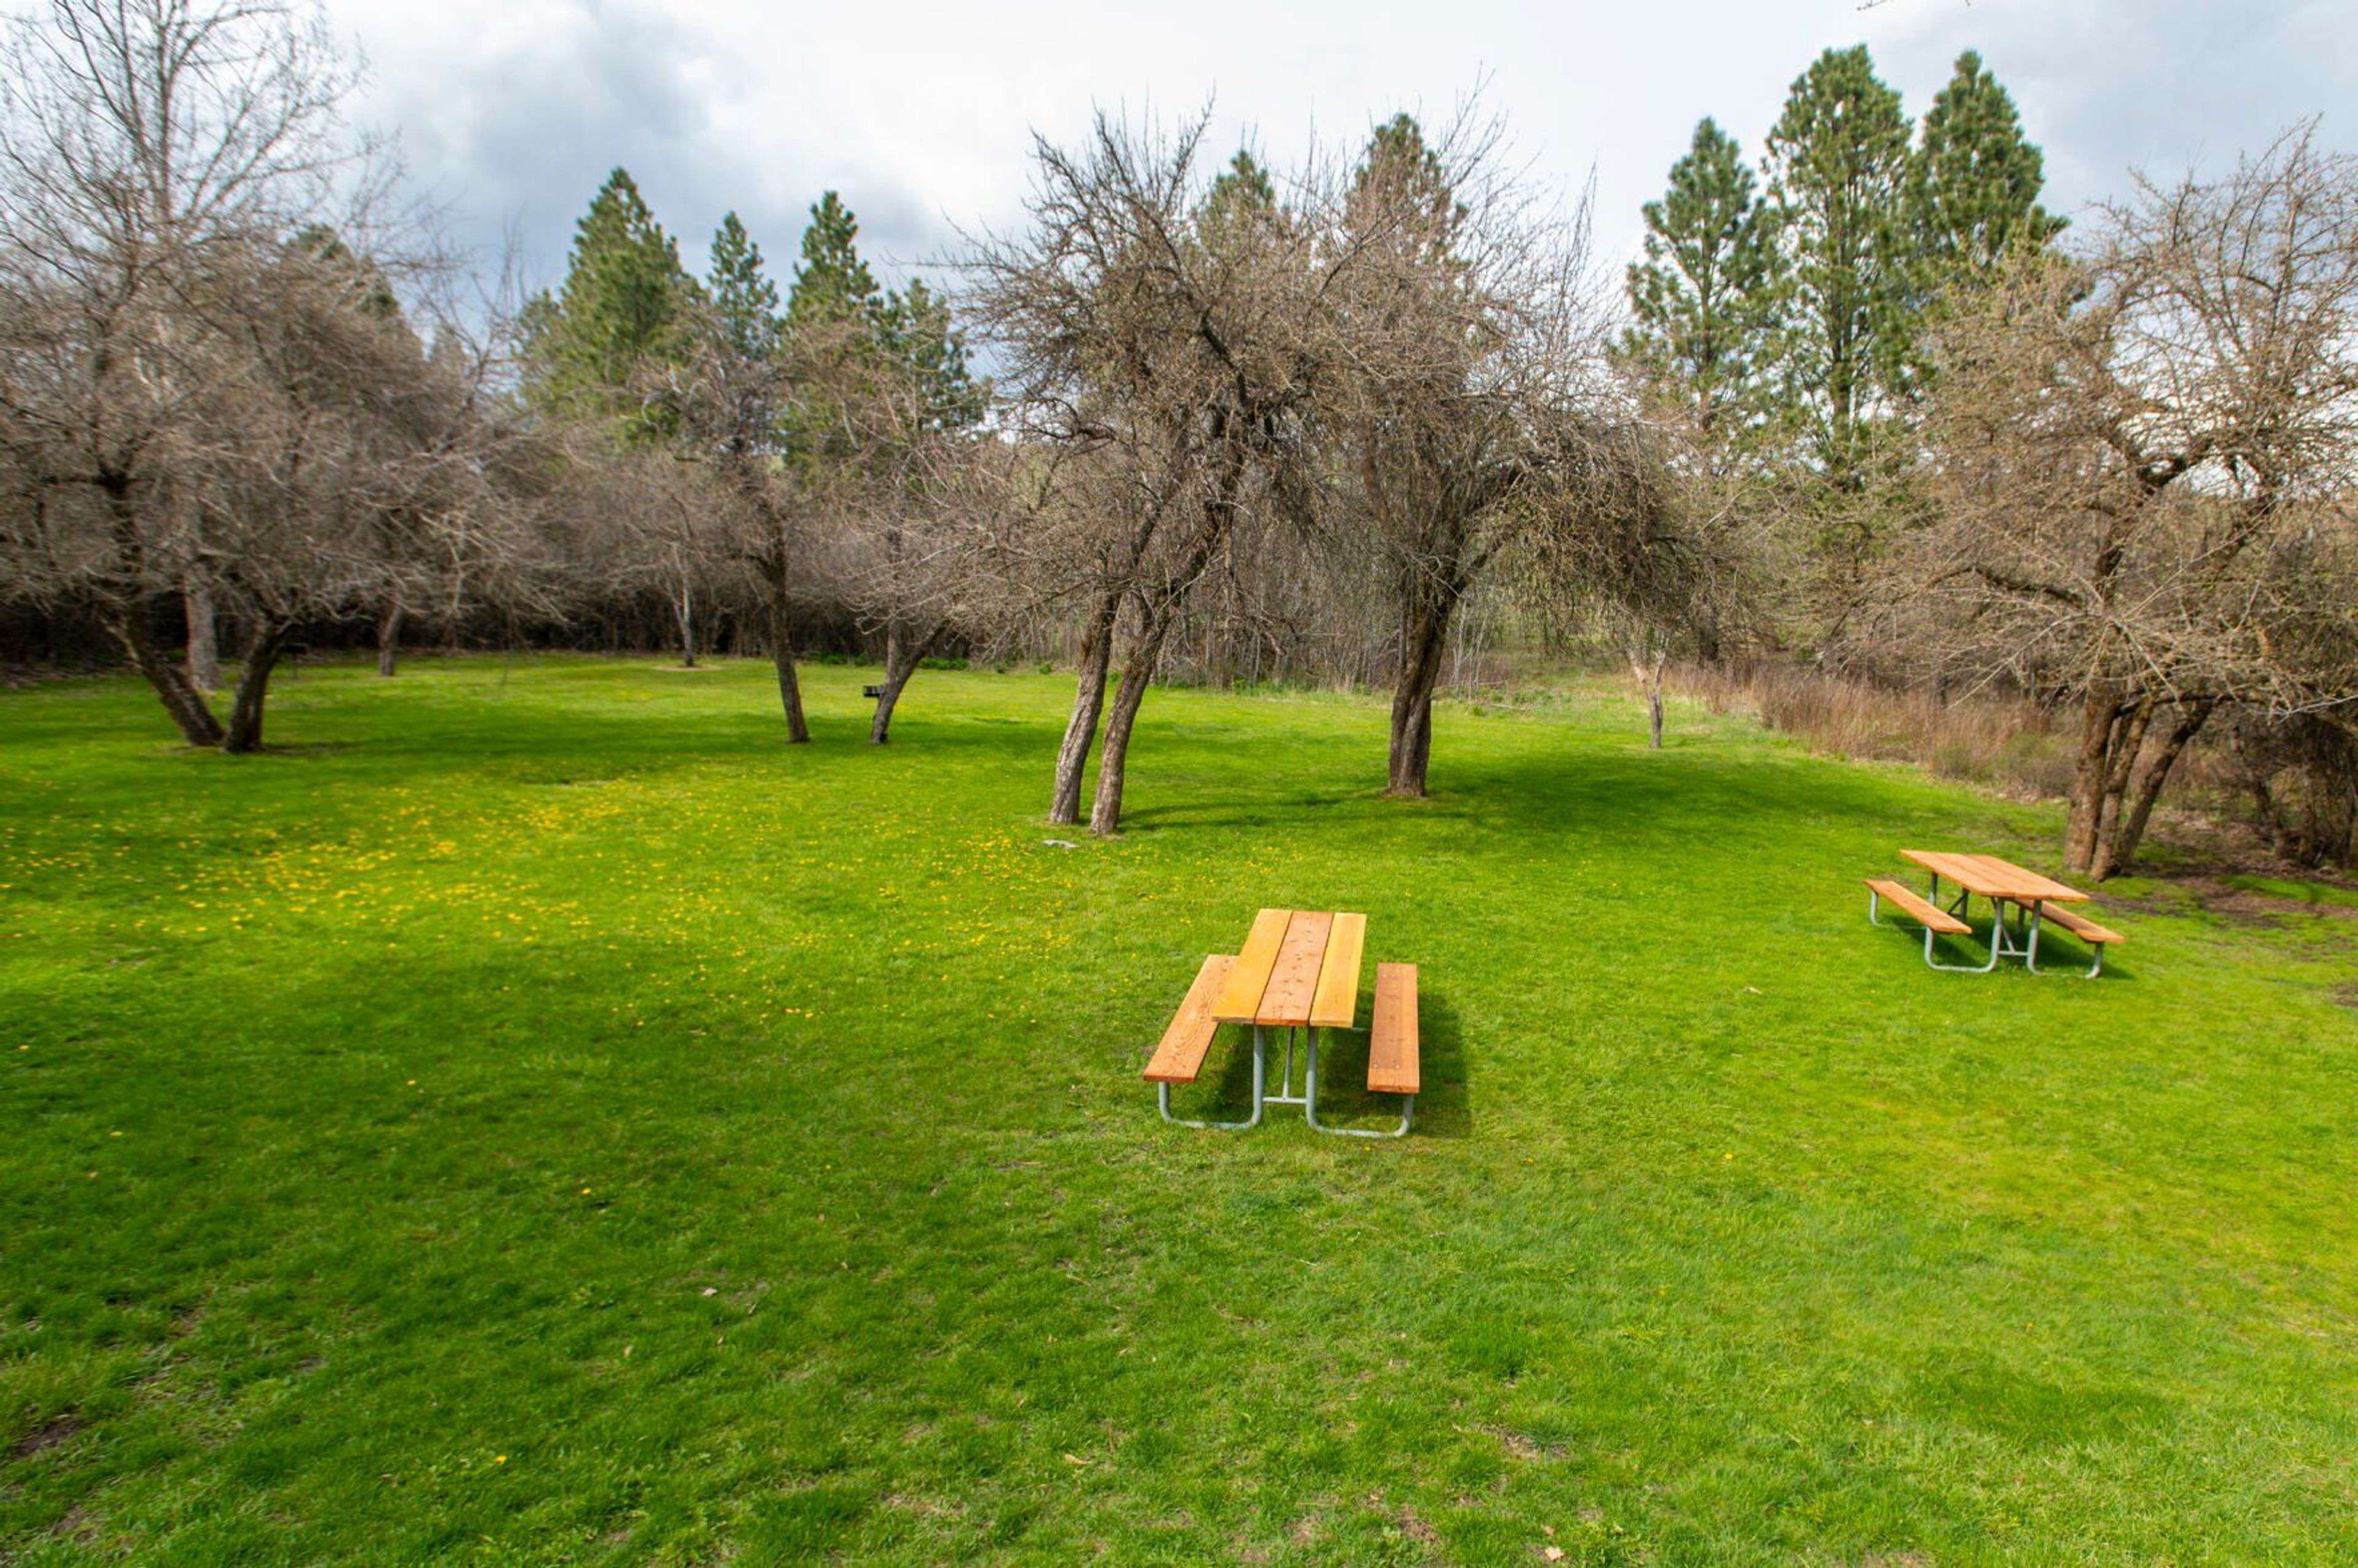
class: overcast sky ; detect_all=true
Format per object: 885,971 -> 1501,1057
323,0 -> 2354,296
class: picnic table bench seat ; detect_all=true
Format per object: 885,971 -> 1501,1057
2032,902 -> 2123,977
1146,954 -> 1265,1130
1145,954 -> 1234,1087
1864,877 -> 1971,936
1368,963 -> 1420,1096
1305,961 -> 1420,1140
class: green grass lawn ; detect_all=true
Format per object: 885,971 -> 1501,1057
4,656 -> 2356,1563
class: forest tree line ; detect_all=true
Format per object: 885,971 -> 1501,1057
2,0 -> 2354,869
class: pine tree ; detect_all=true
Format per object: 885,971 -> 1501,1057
523,168 -> 699,420
1624,117 -> 1782,440
1910,51 -> 2064,285
1202,148 -> 1279,247
706,211 -> 780,361
1763,46 -> 1915,483
785,192 -> 882,333
1350,114 -> 1463,258
877,277 -> 984,433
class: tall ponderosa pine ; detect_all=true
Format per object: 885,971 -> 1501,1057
524,168 -> 699,421
1625,117 -> 1781,441
1201,148 -> 1280,250
1763,47 -> 1915,484
876,278 -> 984,435
1910,50 -> 2064,285
786,191 -> 883,332
706,211 -> 781,360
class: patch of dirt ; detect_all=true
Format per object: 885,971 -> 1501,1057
2105,875 -> 2358,926
2203,887 -> 2358,922
1395,1506 -> 1439,1544
2333,984 -> 2358,1011
11,1411 -> 85,1460
1479,1424 -> 1570,1462
881,1492 -> 965,1519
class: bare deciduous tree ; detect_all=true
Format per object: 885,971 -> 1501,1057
1901,126 -> 2358,876
968,113 -> 1329,834
1328,113 -> 1674,795
0,0 -> 528,748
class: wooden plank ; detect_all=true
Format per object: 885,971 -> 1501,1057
1902,849 -> 2087,903
1257,910 -> 1333,1026
1368,963 -> 1420,1095
1865,877 -> 1970,936
1959,853 -> 2088,904
1309,912 -> 1366,1029
1145,955 -> 1234,1083
1213,909 -> 1293,1022
2040,904 -> 2122,943
1901,849 -> 1996,895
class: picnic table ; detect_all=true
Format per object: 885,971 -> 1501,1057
1866,850 -> 2123,976
1145,907 -> 1420,1136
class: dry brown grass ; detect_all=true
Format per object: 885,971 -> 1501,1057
1674,662 -> 2079,799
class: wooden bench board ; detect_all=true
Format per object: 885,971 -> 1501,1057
1866,877 -> 1972,936
1309,912 -> 1365,1029
1213,909 -> 1293,1022
1145,954 -> 1234,1084
1258,911 -> 1333,1026
1368,962 -> 1420,1095
2039,903 -> 2123,944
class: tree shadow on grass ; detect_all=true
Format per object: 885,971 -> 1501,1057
1154,990 -> 1473,1141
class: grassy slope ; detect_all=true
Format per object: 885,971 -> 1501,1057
2,657 -> 2354,1564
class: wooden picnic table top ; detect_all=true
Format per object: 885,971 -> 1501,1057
1212,907 -> 1368,1029
1901,850 -> 2089,905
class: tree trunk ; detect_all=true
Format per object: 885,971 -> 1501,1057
674,579 -> 696,668
869,623 -> 935,745
184,577 -> 221,693
1089,606 -> 1182,837
764,554 -> 810,743
2094,699 -> 2215,880
1636,648 -> 1667,750
1051,590 -> 1121,825
223,621 -> 290,754
1387,604 -> 1451,798
111,603 -> 225,747
2063,690 -> 2122,875
376,600 -> 404,678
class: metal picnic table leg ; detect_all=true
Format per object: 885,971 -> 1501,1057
1156,1023 -> 1266,1131
1302,1026 -> 1415,1139
1921,872 -> 2006,974
2021,902 -> 2103,977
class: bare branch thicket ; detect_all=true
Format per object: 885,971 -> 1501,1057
965,109 -> 1334,833
1323,110 -> 1686,793
1884,124 -> 2358,876
0,0 -> 527,747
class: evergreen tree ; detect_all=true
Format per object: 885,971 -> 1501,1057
1910,51 -> 2064,285
1350,113 -> 1464,259
785,192 -> 883,333
706,211 -> 780,360
780,192 -> 885,468
877,276 -> 985,433
523,168 -> 698,420
1202,148 -> 1280,249
1624,117 -> 1782,440
1763,46 -> 1915,482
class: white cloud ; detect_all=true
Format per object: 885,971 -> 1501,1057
324,0 -> 2358,294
